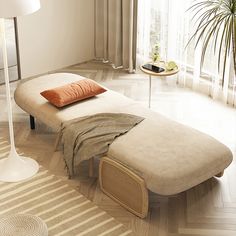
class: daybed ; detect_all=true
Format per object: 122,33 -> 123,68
14,73 -> 233,218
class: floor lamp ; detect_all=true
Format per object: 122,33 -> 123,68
0,0 -> 41,182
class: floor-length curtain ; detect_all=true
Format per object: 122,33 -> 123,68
95,0 -> 138,72
137,0 -> 236,107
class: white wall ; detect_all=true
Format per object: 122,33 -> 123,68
17,0 -> 94,78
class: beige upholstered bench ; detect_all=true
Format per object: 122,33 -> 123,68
14,73 -> 233,218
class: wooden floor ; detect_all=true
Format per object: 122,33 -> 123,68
0,60 -> 236,236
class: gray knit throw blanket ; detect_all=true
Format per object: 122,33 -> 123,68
58,113 -> 144,177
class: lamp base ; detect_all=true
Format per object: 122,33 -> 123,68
0,151 -> 39,182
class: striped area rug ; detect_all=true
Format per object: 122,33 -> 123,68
0,137 -> 133,236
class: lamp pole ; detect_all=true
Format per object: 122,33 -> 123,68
0,18 -> 16,153
0,0 -> 41,182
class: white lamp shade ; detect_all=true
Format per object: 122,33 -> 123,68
0,0 -> 40,18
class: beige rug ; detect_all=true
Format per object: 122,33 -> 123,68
0,137 -> 133,236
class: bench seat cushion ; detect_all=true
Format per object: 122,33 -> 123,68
108,113 -> 232,195
14,73 -> 233,195
14,73 -> 137,131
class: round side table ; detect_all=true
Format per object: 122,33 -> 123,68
140,61 -> 179,108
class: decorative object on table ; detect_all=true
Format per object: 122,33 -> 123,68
0,214 -> 48,236
0,0 -> 41,182
187,0 -> 236,84
152,43 -> 161,63
165,61 -> 178,71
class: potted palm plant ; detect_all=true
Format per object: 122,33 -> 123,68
187,0 -> 236,85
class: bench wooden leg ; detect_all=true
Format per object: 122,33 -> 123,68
30,115 -> 35,130
215,171 -> 224,178
99,156 -> 149,218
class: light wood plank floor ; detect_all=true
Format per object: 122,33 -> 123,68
0,60 -> 236,236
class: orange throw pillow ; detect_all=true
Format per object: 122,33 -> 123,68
40,79 -> 107,107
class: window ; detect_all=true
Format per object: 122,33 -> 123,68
137,0 -> 236,105
138,0 -> 217,76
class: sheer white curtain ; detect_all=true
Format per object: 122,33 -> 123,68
137,0 -> 236,107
